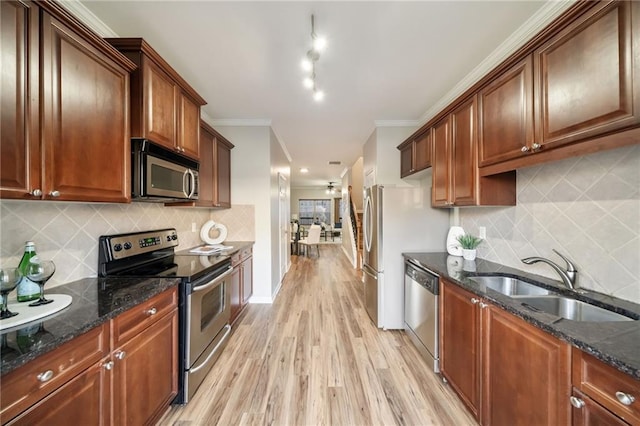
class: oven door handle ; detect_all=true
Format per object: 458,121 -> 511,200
190,324 -> 232,373
192,266 -> 233,293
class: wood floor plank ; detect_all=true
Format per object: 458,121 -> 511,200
159,245 -> 477,426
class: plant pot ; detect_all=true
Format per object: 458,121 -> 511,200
462,249 -> 477,261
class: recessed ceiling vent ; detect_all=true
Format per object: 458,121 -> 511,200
328,161 -> 341,165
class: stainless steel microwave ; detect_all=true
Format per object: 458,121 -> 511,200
132,139 -> 199,202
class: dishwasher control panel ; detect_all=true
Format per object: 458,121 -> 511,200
405,261 -> 438,294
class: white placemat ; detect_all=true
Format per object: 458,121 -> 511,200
0,294 -> 72,331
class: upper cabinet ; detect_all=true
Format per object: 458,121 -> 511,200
0,0 -> 136,203
401,0 -> 640,190
106,38 -> 207,160
399,130 -> 431,178
194,121 -> 233,208
432,96 -> 516,207
534,1 -> 638,148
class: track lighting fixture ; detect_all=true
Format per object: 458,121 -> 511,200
302,14 -> 326,102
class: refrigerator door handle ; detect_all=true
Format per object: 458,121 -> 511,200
363,263 -> 378,278
364,194 -> 373,252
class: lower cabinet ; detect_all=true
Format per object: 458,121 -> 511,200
1,287 -> 178,425
571,348 -> 640,425
230,246 -> 253,324
440,279 -> 571,425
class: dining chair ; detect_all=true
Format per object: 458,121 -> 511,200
299,224 -> 321,257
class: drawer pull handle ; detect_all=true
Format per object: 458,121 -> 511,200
470,298 -> 480,304
115,350 -> 126,360
146,307 -> 157,316
37,370 -> 54,382
103,361 -> 114,371
616,391 -> 635,406
570,396 -> 585,409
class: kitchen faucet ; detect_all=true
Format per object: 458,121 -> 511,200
521,249 -> 578,291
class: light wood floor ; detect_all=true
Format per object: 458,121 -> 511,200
159,245 -> 476,426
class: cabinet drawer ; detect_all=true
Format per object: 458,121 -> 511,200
573,348 -> 640,424
112,287 -> 177,345
1,323 -> 109,423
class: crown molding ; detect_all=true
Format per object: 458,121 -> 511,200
270,127 -> 293,163
57,0 -> 119,37
417,0 -> 575,126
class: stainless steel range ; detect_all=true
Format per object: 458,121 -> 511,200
98,228 -> 233,404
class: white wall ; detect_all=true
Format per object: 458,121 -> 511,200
375,126 -> 417,186
269,128 -> 291,297
214,125 -> 274,302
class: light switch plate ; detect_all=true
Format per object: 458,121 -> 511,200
479,226 -> 486,239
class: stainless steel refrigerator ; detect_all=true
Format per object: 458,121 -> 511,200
363,183 -> 449,329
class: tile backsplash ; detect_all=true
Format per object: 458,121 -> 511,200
0,201 -> 255,288
460,145 -> 640,304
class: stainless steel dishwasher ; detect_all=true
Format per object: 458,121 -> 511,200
404,259 -> 440,372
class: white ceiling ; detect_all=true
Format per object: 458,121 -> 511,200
79,0 -> 550,188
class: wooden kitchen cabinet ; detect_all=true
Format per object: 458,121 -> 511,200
478,55 -> 535,167
107,38 -> 207,161
398,130 -> 431,178
431,96 -> 515,207
230,246 -> 253,324
534,1 -> 639,152
440,279 -> 571,424
195,121 -> 234,208
572,348 -> 640,425
0,0 -> 135,203
1,288 -> 178,425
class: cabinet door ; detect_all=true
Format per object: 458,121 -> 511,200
440,280 -> 480,418
399,144 -> 414,178
214,137 -> 232,208
572,390 -> 630,426
431,120 -> 451,207
178,92 -> 200,159
196,123 -> 215,206
7,360 -> 110,426
144,58 -> 176,150
112,309 -> 178,426
414,131 -> 432,171
482,304 -> 571,426
230,266 -> 241,323
0,1 -> 40,200
241,256 -> 253,306
534,1 -> 638,149
479,55 -> 534,166
41,12 -> 130,202
451,96 -> 477,206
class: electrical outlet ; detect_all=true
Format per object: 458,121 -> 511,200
191,222 -> 197,232
479,226 -> 486,239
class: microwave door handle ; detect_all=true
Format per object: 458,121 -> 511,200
187,169 -> 196,198
182,169 -> 189,198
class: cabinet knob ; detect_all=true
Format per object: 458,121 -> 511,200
30,189 -> 43,197
616,391 -> 635,406
146,307 -> 157,316
471,298 -> 480,304
37,370 -> 54,382
569,396 -> 585,408
521,146 -> 530,153
114,350 -> 126,360
531,143 -> 541,151
49,190 -> 60,197
103,361 -> 115,370
479,302 -> 489,309
181,147 -> 186,153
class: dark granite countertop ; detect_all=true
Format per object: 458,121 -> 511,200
403,252 -> 640,380
1,276 -> 180,376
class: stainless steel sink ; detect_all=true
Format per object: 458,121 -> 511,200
469,276 -> 552,296
518,296 -> 634,322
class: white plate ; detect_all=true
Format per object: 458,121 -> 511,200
0,294 -> 72,331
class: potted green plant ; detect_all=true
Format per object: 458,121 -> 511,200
457,234 -> 483,261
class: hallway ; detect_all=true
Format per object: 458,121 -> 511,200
160,245 -> 476,425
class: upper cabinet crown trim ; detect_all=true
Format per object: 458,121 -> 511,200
106,38 -> 207,106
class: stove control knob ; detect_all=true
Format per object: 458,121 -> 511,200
113,243 -> 123,252
166,236 -> 172,242
123,242 -> 132,250
171,234 -> 177,240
